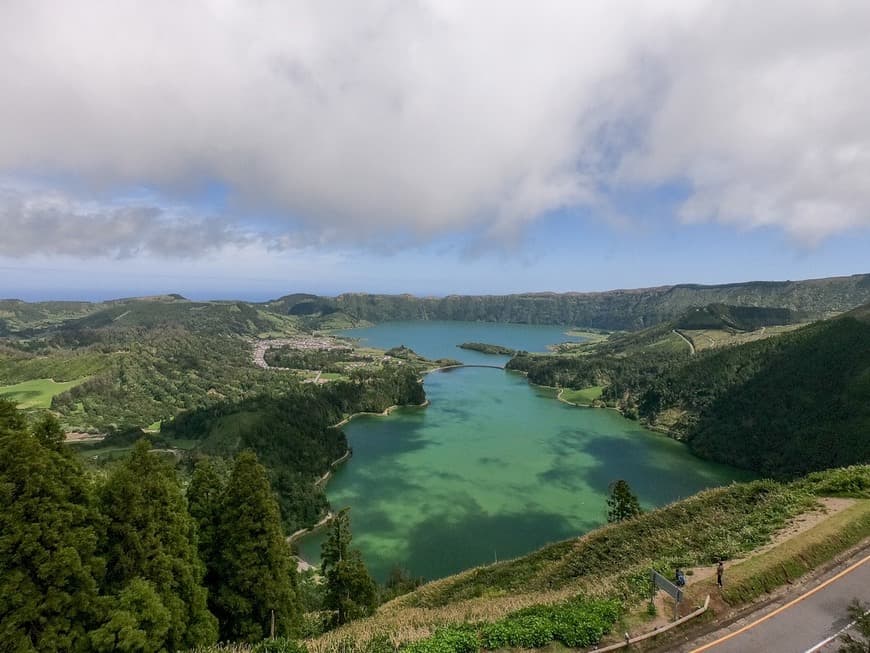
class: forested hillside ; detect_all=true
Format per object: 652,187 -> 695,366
680,308 -> 870,476
0,298 -> 307,431
163,366 -> 425,531
0,294 -> 433,535
509,304 -> 870,477
266,273 -> 870,329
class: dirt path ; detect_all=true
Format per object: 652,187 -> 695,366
64,431 -> 106,443
673,329 -> 696,355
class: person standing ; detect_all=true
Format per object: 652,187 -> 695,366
717,560 -> 724,589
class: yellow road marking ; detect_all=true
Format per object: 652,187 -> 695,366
689,552 -> 870,652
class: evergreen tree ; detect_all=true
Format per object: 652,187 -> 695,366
0,400 -> 104,652
321,509 -> 377,626
31,412 -> 65,451
606,480 -> 643,523
99,439 -> 217,650
0,397 -> 26,436
187,457 -> 227,590
89,579 -> 171,653
212,451 -> 300,641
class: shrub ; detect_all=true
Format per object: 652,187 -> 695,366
797,465 -> 870,498
402,627 -> 479,653
480,615 -> 554,648
412,599 -> 621,653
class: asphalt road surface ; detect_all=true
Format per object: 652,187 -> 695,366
686,553 -> 870,653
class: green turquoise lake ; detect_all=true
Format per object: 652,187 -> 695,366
298,322 -> 754,581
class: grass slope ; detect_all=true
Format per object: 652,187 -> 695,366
560,386 -> 603,404
0,378 -> 87,409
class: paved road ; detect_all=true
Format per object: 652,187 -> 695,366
687,555 -> 870,653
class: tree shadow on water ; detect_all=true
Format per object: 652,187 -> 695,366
396,507 -> 583,582
581,435 -> 743,507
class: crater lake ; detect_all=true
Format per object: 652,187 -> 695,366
298,321 -> 753,581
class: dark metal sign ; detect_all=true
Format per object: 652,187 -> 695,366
652,571 -> 683,603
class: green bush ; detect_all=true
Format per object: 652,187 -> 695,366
550,600 -> 621,648
480,614 -> 554,648
409,599 -> 621,651
402,627 -> 479,653
797,465 -> 870,498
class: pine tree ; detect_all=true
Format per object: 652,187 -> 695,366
187,457 -> 227,589
606,479 -> 643,523
98,439 -> 217,650
321,509 -> 377,626
0,399 -> 104,651
211,451 -> 301,641
88,579 -> 171,653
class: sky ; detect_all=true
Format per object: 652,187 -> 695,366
2,1 -> 870,301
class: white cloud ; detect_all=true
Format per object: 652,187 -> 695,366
0,184 -> 251,257
619,1 -> 870,242
0,0 -> 869,253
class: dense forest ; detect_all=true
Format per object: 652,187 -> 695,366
266,273 -> 870,330
0,402 -> 297,649
509,305 -> 870,477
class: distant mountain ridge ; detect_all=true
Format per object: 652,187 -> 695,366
5,272 -> 870,333
271,273 -> 870,330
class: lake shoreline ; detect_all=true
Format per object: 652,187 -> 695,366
292,399 -> 431,567
330,399 -> 430,429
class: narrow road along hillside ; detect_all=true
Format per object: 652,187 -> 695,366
684,553 -> 870,653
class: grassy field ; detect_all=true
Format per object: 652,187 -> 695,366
564,330 -> 610,342
0,377 -> 87,409
684,324 -> 805,352
560,385 -> 603,404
